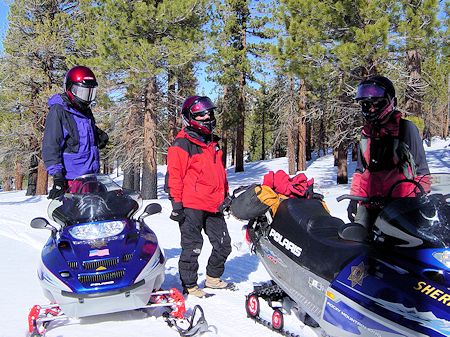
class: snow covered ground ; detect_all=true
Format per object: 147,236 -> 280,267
0,138 -> 449,337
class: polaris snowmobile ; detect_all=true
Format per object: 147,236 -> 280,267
28,174 -> 211,337
239,174 -> 450,337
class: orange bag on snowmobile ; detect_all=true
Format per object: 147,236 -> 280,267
230,184 -> 287,220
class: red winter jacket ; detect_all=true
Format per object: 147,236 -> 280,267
165,129 -> 228,213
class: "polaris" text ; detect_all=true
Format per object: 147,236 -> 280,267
269,228 -> 302,257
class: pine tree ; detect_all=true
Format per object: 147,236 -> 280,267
77,0 -> 208,198
1,0 -> 75,195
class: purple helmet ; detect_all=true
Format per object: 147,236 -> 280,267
181,96 -> 217,134
355,75 -> 396,125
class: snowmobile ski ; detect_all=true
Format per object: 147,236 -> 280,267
27,288 -> 188,337
164,304 -> 217,336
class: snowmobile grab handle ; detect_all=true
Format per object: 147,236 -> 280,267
336,194 -> 369,203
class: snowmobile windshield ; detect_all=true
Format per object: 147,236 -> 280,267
379,174 -> 450,248
48,174 -> 142,226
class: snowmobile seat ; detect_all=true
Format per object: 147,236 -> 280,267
270,198 -> 370,281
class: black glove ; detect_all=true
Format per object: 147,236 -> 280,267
170,207 -> 185,223
219,195 -> 233,214
48,174 -> 67,199
97,127 -> 109,149
347,200 -> 358,222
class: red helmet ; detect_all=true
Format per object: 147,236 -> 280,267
64,66 -> 98,110
181,96 -> 217,134
355,75 -> 396,125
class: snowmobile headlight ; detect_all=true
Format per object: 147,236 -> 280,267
433,250 -> 450,269
69,221 -> 125,240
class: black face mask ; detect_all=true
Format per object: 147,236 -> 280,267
360,98 -> 390,124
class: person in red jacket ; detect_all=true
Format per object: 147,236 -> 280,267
165,95 -> 232,298
348,75 -> 430,229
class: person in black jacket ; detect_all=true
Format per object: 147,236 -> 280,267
42,66 -> 108,199
348,75 -> 429,229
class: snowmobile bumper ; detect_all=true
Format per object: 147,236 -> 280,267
48,261 -> 165,318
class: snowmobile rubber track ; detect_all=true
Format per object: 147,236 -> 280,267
246,282 -> 301,337
247,314 -> 301,337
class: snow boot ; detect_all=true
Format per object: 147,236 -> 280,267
185,285 -> 209,298
205,275 -> 236,290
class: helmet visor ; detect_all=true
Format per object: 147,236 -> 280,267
355,83 -> 386,101
71,84 -> 97,102
190,97 -> 216,115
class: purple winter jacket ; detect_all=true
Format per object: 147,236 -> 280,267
42,94 -> 107,180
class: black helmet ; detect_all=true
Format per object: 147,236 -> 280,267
64,66 -> 98,110
355,75 -> 396,125
181,95 -> 217,135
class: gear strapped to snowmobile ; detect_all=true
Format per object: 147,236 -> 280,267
231,174 -> 450,337
27,174 -> 211,337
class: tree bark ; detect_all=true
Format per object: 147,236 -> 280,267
297,79 -> 307,172
405,48 -> 423,117
141,78 -> 158,199
336,143 -> 348,184
36,159 -> 48,195
14,161 -> 23,190
26,154 -> 38,196
167,71 -> 177,159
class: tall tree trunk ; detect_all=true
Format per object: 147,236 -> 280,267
405,48 -> 423,117
3,177 -> 12,191
261,89 -> 266,161
134,162 -> 141,192
221,128 -> 228,168
235,77 -> 245,172
36,159 -> 48,195
15,161 -> 23,190
287,125 -> 296,175
141,78 -> 158,199
336,143 -> 348,184
297,79 -> 307,172
287,77 -> 296,175
123,167 -> 135,190
445,73 -> 450,138
305,121 -> 312,161
231,135 -> 235,167
167,71 -> 177,160
26,154 -> 38,196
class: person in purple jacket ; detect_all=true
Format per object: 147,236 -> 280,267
42,66 -> 108,199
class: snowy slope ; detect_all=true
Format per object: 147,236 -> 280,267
0,138 -> 448,337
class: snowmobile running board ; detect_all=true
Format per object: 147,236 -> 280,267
27,287 -> 211,337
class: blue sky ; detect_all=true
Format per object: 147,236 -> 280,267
0,2 -> 9,54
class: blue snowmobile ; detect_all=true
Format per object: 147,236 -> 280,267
238,174 -> 449,337
27,174 -> 210,337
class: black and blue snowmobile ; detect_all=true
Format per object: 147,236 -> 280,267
28,174 -> 211,337
233,174 -> 450,337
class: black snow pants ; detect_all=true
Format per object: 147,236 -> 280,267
178,208 -> 232,288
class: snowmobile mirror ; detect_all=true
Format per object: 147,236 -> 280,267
139,203 -> 162,221
30,217 -> 56,233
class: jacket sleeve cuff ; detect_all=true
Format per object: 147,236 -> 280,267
171,201 -> 183,210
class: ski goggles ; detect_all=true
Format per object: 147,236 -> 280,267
359,97 -> 389,112
355,83 -> 386,101
189,97 -> 217,116
71,83 -> 97,102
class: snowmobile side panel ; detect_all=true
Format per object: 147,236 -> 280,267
321,288 -> 431,337
257,236 -> 330,323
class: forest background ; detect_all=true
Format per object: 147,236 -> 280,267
0,0 -> 448,199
